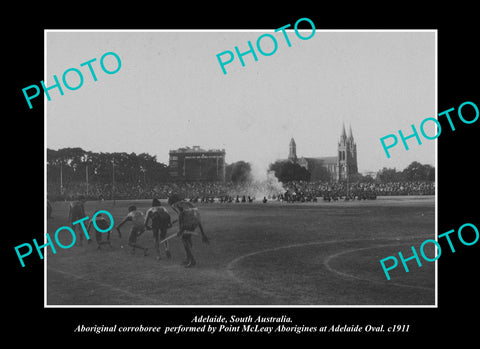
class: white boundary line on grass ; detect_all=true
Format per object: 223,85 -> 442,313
323,244 -> 435,291
226,236 -> 435,306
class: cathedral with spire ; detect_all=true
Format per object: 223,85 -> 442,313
286,123 -> 358,182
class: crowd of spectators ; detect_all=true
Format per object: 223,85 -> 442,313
47,179 -> 435,203
281,180 -> 435,201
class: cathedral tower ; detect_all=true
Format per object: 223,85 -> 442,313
337,123 -> 358,181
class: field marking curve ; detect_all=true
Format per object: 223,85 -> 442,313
226,236 -> 433,299
47,267 -> 171,305
323,244 -> 435,291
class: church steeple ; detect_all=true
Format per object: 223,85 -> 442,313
337,123 -> 358,181
288,137 -> 297,162
341,122 -> 347,140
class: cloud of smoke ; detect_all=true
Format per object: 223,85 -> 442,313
228,158 -> 284,200
251,162 -> 284,196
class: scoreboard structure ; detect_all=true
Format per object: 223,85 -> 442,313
168,146 -> 226,182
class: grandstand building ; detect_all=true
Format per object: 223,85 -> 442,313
287,123 -> 358,182
168,146 -> 226,182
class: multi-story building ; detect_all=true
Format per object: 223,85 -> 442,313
168,146 -> 226,182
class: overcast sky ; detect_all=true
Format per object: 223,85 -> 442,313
46,30 -> 436,173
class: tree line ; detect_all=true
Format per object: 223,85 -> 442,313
223,160 -> 434,184
47,148 -> 170,185
375,161 -> 435,182
47,147 -> 434,185
265,160 -> 434,183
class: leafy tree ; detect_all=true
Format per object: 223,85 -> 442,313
402,161 -> 435,181
376,162 -> 435,182
228,161 -> 252,184
46,147 -> 171,185
376,167 -> 404,182
269,161 -> 310,182
348,173 -> 373,183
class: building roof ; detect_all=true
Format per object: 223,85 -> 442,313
307,156 -> 338,165
170,146 -> 225,154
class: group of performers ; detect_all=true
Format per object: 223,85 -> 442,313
61,196 -> 209,268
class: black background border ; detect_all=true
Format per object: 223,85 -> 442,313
6,5 -> 479,344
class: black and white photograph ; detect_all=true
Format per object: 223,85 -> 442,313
44,29 -> 436,306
